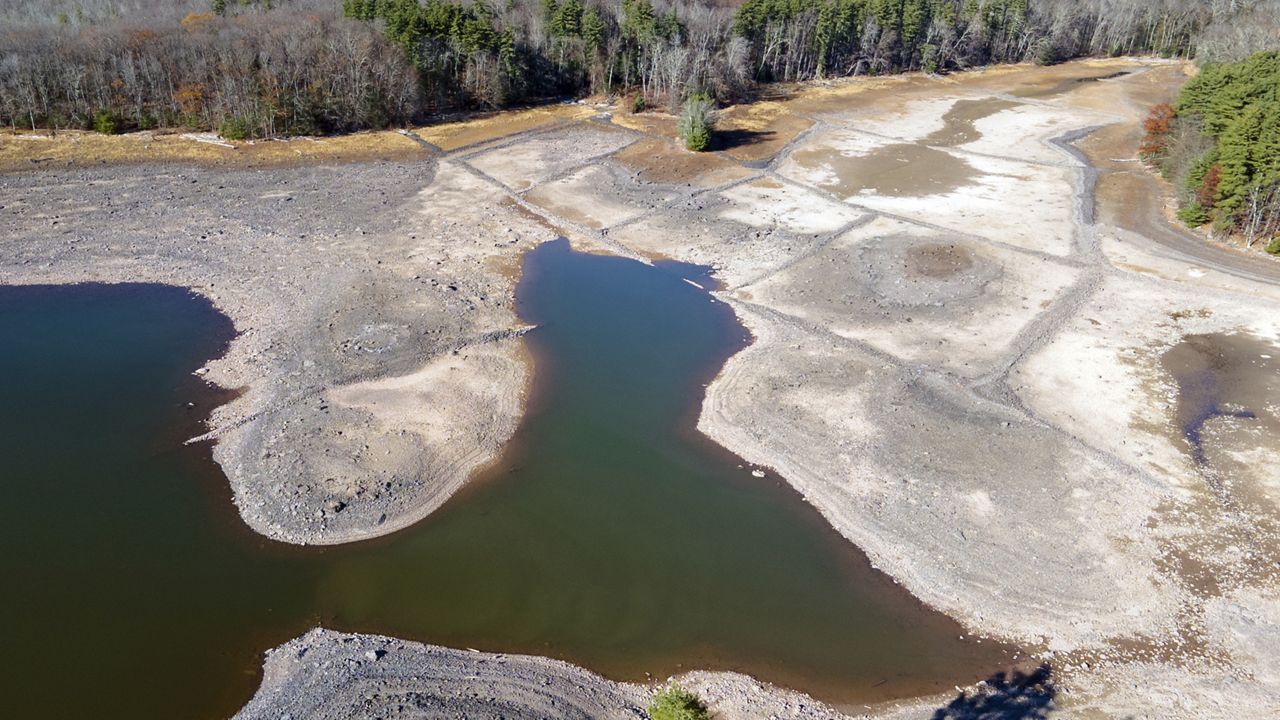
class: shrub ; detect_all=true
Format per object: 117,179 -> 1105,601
218,117 -> 253,141
93,110 -> 121,135
648,683 -> 709,720
1195,163 -> 1222,209
1138,103 -> 1176,160
921,43 -> 940,75
677,93 -> 717,152
1177,202 -> 1210,227
632,94 -> 647,114
1266,237 -> 1280,255
1034,39 -> 1063,66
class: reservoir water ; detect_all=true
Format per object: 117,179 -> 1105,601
0,240 -> 1011,718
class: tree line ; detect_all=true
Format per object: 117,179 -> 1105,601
1,0 -> 1278,137
0,0 -> 418,137
1142,51 -> 1280,252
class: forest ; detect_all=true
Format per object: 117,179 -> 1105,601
1,0 -> 1278,138
1142,51 -> 1280,252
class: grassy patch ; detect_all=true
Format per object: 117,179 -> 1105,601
648,683 -> 709,720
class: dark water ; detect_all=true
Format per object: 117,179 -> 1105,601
1,240 -> 1010,719
1161,332 -> 1276,465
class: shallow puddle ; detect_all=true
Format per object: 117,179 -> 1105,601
791,142 -> 976,198
1,243 -> 1014,719
1160,332 -> 1280,465
923,98 -> 1021,147
788,96 -> 1039,199
1012,70 -> 1133,99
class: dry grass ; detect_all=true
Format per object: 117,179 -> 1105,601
0,128 -> 428,172
607,109 -> 679,139
412,104 -> 595,152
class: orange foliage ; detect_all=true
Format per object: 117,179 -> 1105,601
126,29 -> 160,50
181,12 -> 217,32
1139,102 -> 1176,159
175,83 -> 207,115
1196,163 -> 1222,209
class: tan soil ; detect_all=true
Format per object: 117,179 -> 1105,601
612,136 -> 753,187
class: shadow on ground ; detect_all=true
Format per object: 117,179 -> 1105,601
931,664 -> 1056,719
710,128 -> 775,151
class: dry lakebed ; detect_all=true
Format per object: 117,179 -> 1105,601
3,58 -> 1279,719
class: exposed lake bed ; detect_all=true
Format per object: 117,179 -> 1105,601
4,59 -> 1280,718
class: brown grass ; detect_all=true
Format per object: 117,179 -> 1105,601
412,104 -> 595,152
0,128 -> 428,172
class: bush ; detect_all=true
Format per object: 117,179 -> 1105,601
218,117 -> 253,141
1266,237 -> 1280,255
1177,202 -> 1211,227
1034,39 -> 1064,66
648,683 -> 709,720
93,110 -> 121,135
921,43 -> 940,75
632,94 -> 647,114
678,93 -> 717,152
1138,103 -> 1176,159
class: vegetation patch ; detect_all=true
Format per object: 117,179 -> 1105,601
1141,51 -> 1280,248
648,683 -> 710,720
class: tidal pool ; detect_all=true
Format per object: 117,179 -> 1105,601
1,241 -> 1012,719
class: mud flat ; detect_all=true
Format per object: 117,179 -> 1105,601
6,58 -> 1280,718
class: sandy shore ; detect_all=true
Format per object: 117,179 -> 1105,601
5,58 -> 1280,717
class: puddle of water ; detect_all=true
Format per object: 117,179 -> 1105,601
0,245 -> 1014,719
922,98 -> 1021,147
789,97 -> 1044,199
791,142 -> 976,198
1160,332 -> 1280,465
1155,332 -> 1280,595
1012,70 -> 1133,99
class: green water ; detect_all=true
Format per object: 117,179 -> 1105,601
1,240 -> 1009,719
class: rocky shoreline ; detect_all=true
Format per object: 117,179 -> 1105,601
235,629 -> 881,720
